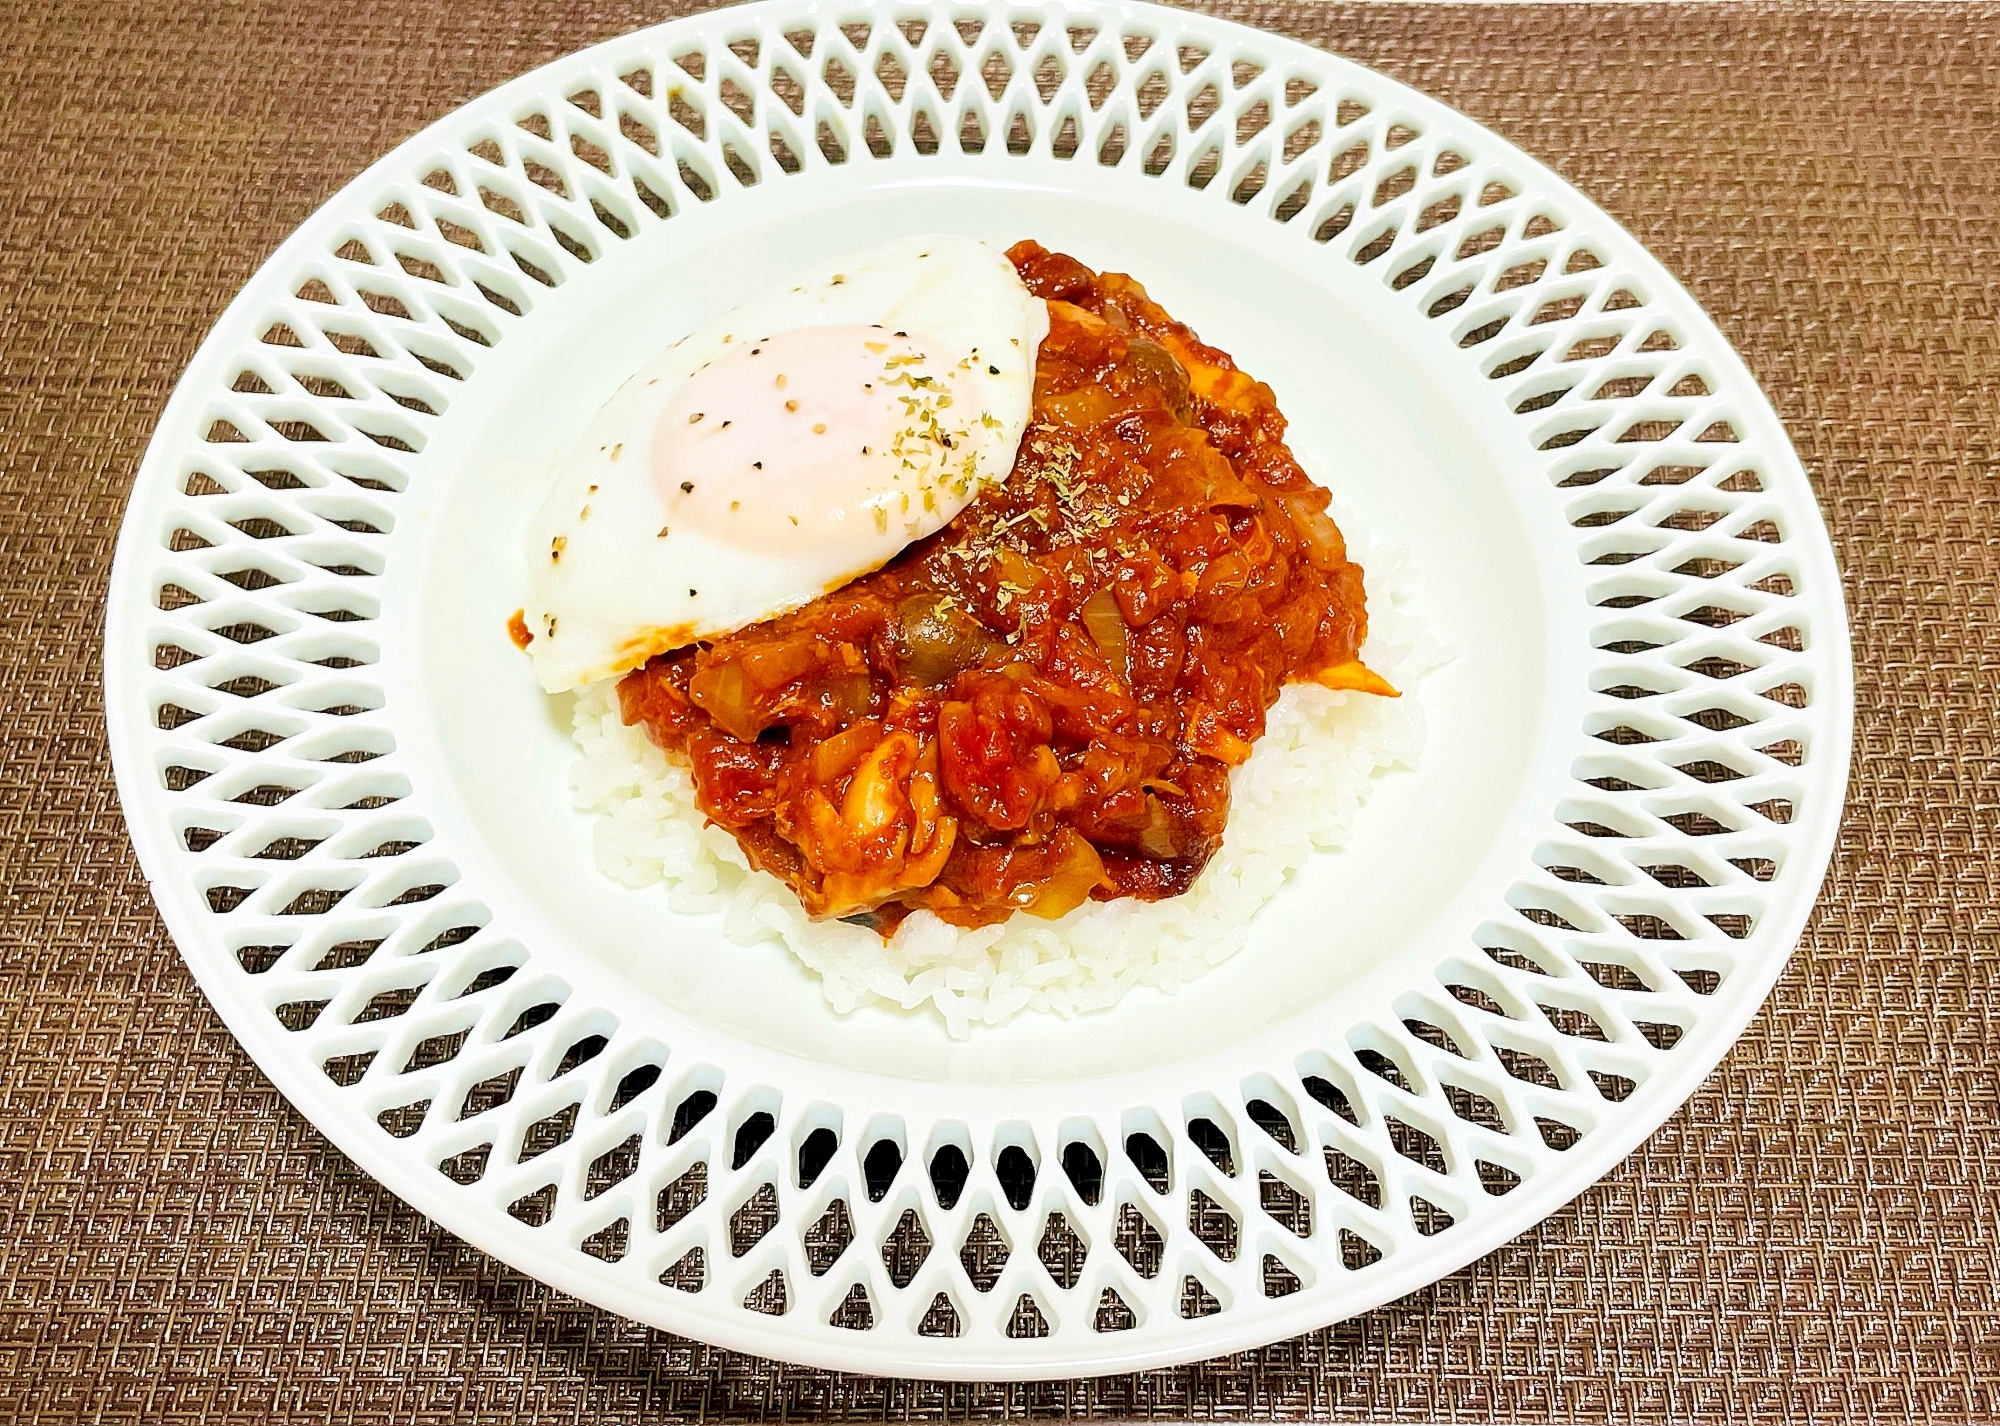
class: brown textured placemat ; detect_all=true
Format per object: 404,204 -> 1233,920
2,0 -> 1996,1420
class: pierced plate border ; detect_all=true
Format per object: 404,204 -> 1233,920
103,0 -> 1852,1379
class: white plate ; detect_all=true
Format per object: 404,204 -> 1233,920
103,0 -> 1852,1378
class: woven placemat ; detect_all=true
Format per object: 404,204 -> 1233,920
2,0 -> 1995,1420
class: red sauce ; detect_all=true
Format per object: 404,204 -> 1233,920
618,242 -> 1387,930
507,608 -> 534,650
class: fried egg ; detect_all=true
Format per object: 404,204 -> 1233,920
521,235 -> 1047,694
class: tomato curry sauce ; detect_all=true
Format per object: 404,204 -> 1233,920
617,241 -> 1390,931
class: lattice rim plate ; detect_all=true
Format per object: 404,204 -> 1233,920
103,0 -> 1853,1378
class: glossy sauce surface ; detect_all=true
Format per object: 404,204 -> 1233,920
618,242 -> 1383,929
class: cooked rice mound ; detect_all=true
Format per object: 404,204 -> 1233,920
568,517 -> 1440,1037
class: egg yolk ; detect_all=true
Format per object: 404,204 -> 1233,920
650,324 -> 982,556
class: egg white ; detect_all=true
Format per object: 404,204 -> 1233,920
521,235 -> 1047,694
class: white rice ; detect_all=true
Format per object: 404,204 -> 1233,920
568,517 -> 1443,1036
